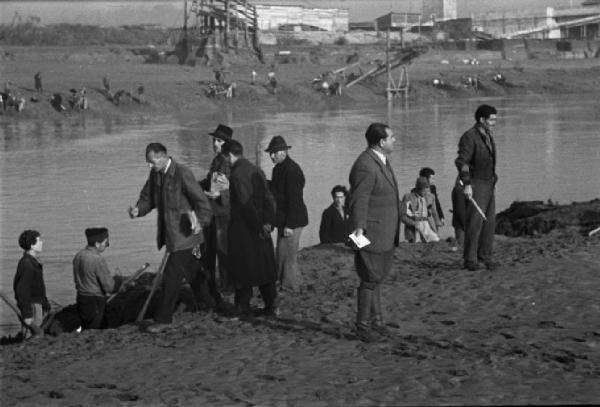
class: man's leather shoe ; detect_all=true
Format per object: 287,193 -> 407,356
355,322 -> 383,343
145,323 -> 171,334
483,261 -> 500,271
255,306 -> 280,318
464,261 -> 480,271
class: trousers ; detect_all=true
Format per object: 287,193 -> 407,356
77,294 -> 106,329
276,227 -> 303,291
235,282 -> 277,311
154,249 -> 209,324
203,216 -> 229,298
464,179 -> 496,265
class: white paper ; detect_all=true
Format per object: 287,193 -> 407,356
348,233 -> 371,249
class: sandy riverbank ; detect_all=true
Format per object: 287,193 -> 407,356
1,45 -> 600,125
1,228 -> 600,405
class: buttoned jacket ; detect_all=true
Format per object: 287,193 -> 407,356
455,123 -> 497,186
348,149 -> 400,252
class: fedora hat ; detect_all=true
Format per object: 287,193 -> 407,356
208,124 -> 233,141
265,135 -> 291,153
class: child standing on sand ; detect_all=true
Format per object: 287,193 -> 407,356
13,230 -> 50,338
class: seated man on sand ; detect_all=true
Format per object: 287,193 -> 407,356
73,228 -> 115,330
400,177 -> 441,243
319,185 -> 351,244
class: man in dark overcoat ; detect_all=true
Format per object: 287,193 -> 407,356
266,135 -> 308,292
348,123 -> 400,342
128,143 -> 212,333
455,104 -> 498,271
223,140 -> 278,316
199,124 -> 233,305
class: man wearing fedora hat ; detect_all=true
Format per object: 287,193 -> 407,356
199,124 -> 234,306
73,227 -> 115,330
265,135 -> 308,292
348,123 -> 400,342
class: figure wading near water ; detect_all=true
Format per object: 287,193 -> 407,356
266,136 -> 309,293
222,140 -> 279,318
456,104 -> 499,271
128,143 -> 213,333
348,123 -> 401,342
34,72 -> 43,93
13,230 -> 50,338
73,228 -> 115,330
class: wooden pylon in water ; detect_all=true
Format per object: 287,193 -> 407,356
387,65 -> 409,101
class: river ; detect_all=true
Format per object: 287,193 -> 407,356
1,93 -> 599,334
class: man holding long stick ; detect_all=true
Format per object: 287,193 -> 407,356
128,143 -> 212,333
455,104 -> 499,271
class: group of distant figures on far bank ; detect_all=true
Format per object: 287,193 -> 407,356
207,64 -> 279,98
9,104 -> 499,343
0,73 -> 146,115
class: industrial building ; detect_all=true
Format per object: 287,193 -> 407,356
473,4 -> 600,39
254,4 -> 348,32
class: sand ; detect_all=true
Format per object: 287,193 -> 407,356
1,229 -> 600,405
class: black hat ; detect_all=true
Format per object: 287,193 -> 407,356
208,124 -> 233,141
85,227 -> 109,246
265,135 -> 291,153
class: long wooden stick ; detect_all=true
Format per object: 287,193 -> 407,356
136,253 -> 169,322
469,196 -> 488,221
0,291 -> 24,324
0,291 -> 43,335
107,262 -> 150,304
589,225 -> 600,237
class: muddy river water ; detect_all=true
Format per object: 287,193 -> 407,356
1,94 -> 599,333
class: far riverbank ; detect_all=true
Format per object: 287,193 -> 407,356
1,45 -> 600,126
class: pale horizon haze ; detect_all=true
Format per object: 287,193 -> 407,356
0,0 -> 582,25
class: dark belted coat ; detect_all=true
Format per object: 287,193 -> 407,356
228,158 -> 277,287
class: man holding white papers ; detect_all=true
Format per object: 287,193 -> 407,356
348,123 -> 401,342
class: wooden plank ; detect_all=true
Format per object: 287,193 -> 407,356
346,65 -> 379,88
332,61 -> 360,74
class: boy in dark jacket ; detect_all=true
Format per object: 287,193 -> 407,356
13,230 -> 49,337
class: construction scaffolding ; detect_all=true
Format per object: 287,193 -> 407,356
180,0 -> 262,63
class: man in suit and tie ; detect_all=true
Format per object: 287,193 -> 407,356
349,123 -> 400,342
455,104 -> 499,271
